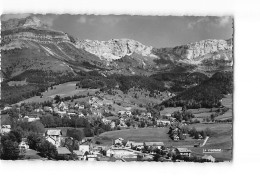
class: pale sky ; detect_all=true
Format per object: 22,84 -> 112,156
1,14 -> 233,48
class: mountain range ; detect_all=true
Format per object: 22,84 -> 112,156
1,16 -> 233,80
0,16 -> 233,105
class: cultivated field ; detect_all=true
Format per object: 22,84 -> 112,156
17,82 -> 85,104
222,94 -> 233,108
215,94 -> 233,121
188,123 -> 232,161
99,128 -> 173,146
99,123 -> 232,161
160,107 -> 182,115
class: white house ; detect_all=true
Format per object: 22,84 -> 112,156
23,116 -> 40,122
53,107 -> 59,113
176,148 -> 192,157
73,150 -> 85,160
79,144 -> 90,154
43,106 -> 53,112
45,129 -> 62,148
34,108 -> 44,113
202,155 -> 215,162
110,121 -> 116,129
57,111 -> 67,118
19,141 -> 29,150
68,112 -> 76,117
3,106 -> 12,111
126,111 -> 132,116
58,102 -> 68,111
102,118 -> 112,124
147,112 -> 152,118
156,120 -> 171,126
118,110 -> 126,115
114,138 -> 124,145
74,103 -> 79,108
125,141 -> 144,149
106,148 -> 138,158
164,113 -> 172,118
86,154 -> 98,161
144,142 -> 164,149
78,113 -> 85,118
78,105 -> 85,110
1,125 -> 11,134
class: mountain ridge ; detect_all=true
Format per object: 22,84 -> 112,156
1,16 -> 233,81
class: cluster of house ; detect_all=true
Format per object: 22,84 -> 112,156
0,124 -> 215,162
36,101 -> 87,118
43,129 -> 108,161
112,138 -> 216,162
2,96 -> 113,122
3,93 -> 180,132
0,125 -> 11,134
42,129 -> 163,161
0,125 -> 33,153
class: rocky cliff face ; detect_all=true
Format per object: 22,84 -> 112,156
76,37 -> 233,67
174,39 -> 231,60
153,39 -> 233,64
76,38 -> 157,61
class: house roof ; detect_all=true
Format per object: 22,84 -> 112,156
144,142 -> 164,146
123,157 -> 138,162
2,125 -> 11,128
133,142 -> 144,146
202,155 -> 215,160
57,147 -> 71,155
127,141 -> 144,146
45,129 -> 62,136
73,150 -> 84,156
176,148 -> 191,153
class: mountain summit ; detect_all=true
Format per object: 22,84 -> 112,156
1,16 -> 48,31
76,38 -> 157,61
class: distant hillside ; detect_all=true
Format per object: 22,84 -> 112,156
160,71 -> 233,108
77,72 -> 166,93
151,71 -> 209,92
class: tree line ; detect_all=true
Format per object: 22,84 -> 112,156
160,71 -> 233,109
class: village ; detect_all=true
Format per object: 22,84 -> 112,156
0,91 -> 223,162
